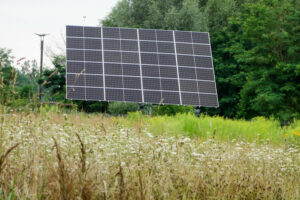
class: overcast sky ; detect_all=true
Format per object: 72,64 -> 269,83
0,0 -> 119,68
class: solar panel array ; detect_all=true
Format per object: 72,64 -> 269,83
66,26 -> 218,107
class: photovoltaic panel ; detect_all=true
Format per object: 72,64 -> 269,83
66,25 -> 218,107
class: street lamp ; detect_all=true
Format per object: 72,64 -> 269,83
35,33 -> 49,101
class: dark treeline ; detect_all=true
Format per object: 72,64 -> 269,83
101,0 -> 300,121
0,0 -> 299,121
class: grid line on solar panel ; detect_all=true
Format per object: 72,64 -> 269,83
67,36 -> 211,46
172,30 -> 183,104
190,31 -> 201,107
153,30 -> 163,100
82,27 -> 87,100
66,60 -> 214,71
119,28 -> 126,102
66,85 -> 216,95
67,72 -> 216,82
66,48 -> 212,58
100,27 -> 106,100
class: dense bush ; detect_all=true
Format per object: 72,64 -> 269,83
108,102 -> 139,115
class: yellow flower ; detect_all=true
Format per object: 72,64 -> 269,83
284,133 -> 288,138
292,131 -> 300,137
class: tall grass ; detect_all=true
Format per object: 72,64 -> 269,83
146,113 -> 300,145
0,110 -> 299,199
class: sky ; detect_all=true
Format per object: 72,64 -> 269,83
0,0 -> 119,68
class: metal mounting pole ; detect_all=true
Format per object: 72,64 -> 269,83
35,33 -> 49,101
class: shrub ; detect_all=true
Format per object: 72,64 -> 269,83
108,102 -> 139,115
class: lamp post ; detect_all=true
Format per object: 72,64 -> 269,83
35,33 -> 49,101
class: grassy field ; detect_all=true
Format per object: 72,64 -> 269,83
0,109 -> 299,199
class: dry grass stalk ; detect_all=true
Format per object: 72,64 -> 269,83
0,142 -> 21,174
75,133 -> 92,200
116,162 -> 126,200
52,137 -> 74,200
0,112 -> 299,199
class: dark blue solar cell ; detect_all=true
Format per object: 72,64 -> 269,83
159,66 -> 178,78
121,40 -> 138,51
104,63 -> 122,75
67,87 -> 85,100
67,74 -> 85,86
194,56 -> 213,68
143,77 -> 161,90
176,43 -> 193,55
105,75 -> 123,88
193,44 -> 211,56
174,31 -> 192,43
140,41 -> 157,52
86,88 -> 104,100
67,38 -> 83,49
106,88 -> 124,101
123,77 -> 141,89
122,64 -> 140,76
141,53 -> 158,65
160,79 -> 179,91
120,28 -> 137,39
122,52 -> 139,64
85,51 -> 102,62
180,80 -> 198,92
104,51 -> 121,63
84,27 -> 101,38
199,94 -> 218,107
139,29 -> 156,41
144,90 -> 162,104
124,89 -> 142,102
197,81 -> 216,93
103,39 -> 120,50
67,61 -> 84,73
67,49 -> 84,61
66,74 -> 83,85
196,68 -> 214,81
156,30 -> 173,41
85,75 -> 103,87
177,55 -> 194,67
162,91 -> 180,105
178,67 -> 196,79
181,92 -> 199,106
103,27 -> 120,39
192,32 -> 209,44
66,26 -> 83,37
85,38 -> 102,50
157,42 -> 174,53
85,62 -> 103,74
158,54 -> 176,66
142,65 -> 160,77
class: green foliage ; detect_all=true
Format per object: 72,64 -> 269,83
42,55 -> 66,102
152,105 -> 193,116
108,102 -> 139,115
226,0 -> 300,121
102,0 -> 300,120
148,113 -> 299,144
0,48 -> 13,69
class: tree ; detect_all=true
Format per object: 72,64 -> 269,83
42,55 -> 108,112
227,0 -> 300,121
0,48 -> 13,69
